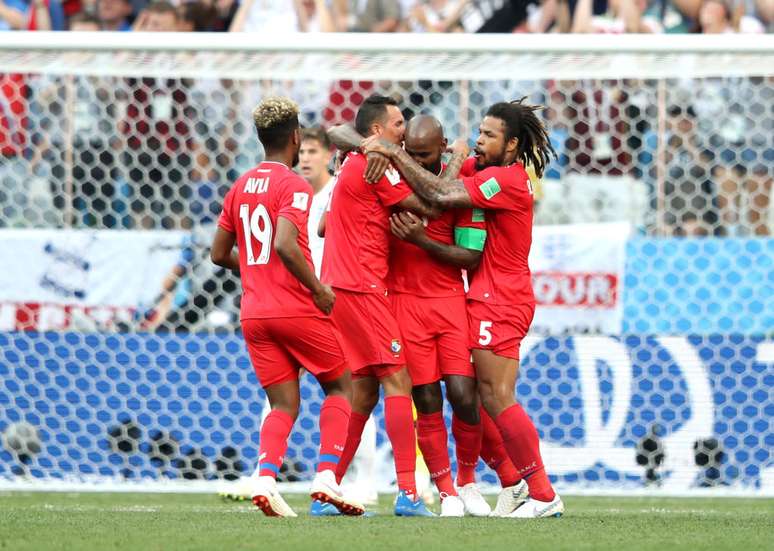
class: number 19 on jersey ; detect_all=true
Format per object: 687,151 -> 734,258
239,203 -> 273,265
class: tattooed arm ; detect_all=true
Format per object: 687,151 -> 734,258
327,125 -> 364,152
363,137 -> 474,208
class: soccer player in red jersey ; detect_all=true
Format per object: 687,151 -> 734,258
388,114 -> 529,517
322,94 -> 435,516
210,97 -> 363,518
362,98 -> 564,518
388,115 -> 487,517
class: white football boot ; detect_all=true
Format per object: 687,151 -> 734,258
489,480 -> 529,517
251,476 -> 297,518
310,469 -> 365,516
505,495 -> 564,518
439,494 -> 465,517
457,483 -> 491,517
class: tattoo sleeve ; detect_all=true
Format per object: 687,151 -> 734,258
327,125 -> 364,152
440,152 -> 466,182
385,143 -> 473,208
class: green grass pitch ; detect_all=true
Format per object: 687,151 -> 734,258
0,492 -> 771,551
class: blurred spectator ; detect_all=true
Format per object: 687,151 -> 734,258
209,0 -> 237,30
133,0 -> 177,29
662,104 -> 719,236
29,68 -> 124,227
406,0 -> 467,32
0,0 -> 66,30
0,74 -> 27,227
177,0 -> 216,31
298,127 -> 335,274
564,82 -> 634,176
696,0 -> 764,33
0,0 -> 29,29
232,0 -> 336,32
572,0 -> 663,32
677,212 -> 710,236
119,2 -> 196,228
715,162 -> 772,236
97,0 -> 132,30
338,0 -> 402,31
459,0 -> 539,32
68,10 -> 99,28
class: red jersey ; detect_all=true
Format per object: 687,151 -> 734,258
218,161 -> 319,320
321,151 -> 412,293
460,157 -> 535,306
389,208 -> 486,297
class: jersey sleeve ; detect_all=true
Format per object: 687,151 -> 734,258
453,208 -> 487,251
278,175 -> 312,231
461,165 -> 532,211
372,166 -> 412,207
217,186 -> 236,233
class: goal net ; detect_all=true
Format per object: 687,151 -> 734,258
0,33 -> 771,496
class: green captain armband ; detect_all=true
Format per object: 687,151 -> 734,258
454,227 -> 487,251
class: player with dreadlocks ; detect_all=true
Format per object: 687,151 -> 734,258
361,98 -> 564,518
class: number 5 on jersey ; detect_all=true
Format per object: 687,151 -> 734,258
478,321 -> 493,346
239,203 -> 273,265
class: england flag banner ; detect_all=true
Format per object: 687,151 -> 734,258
0,229 -> 186,331
529,222 -> 630,335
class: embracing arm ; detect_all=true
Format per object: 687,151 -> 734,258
390,212 -> 481,270
327,125 -> 366,152
367,140 -> 474,208
395,193 -> 441,219
414,237 -> 481,270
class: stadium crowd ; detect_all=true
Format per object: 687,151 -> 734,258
0,1 -> 771,241
0,0 -> 770,33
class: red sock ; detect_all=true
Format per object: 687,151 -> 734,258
480,407 -> 520,488
417,412 -> 456,497
384,395 -> 417,496
335,410 -> 368,484
494,404 -> 555,501
451,415 -> 482,487
258,409 -> 294,478
317,395 -> 351,473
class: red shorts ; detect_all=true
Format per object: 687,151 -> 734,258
467,300 -> 535,361
242,316 -> 348,388
331,288 -> 405,379
391,293 -> 474,386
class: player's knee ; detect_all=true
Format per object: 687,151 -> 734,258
447,385 -> 479,424
478,381 -> 512,419
381,366 -> 412,397
320,373 -> 352,401
352,388 -> 379,415
270,403 -> 300,421
412,383 -> 443,414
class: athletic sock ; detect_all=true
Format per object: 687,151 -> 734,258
384,395 -> 417,496
317,395 -> 351,473
480,406 -> 520,488
494,403 -> 555,502
417,411 -> 457,497
451,414 -> 481,488
335,410 -> 369,484
257,409 -> 294,479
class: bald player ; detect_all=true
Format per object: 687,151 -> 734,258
388,116 -> 523,517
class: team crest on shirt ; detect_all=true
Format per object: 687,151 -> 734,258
390,339 -> 402,354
